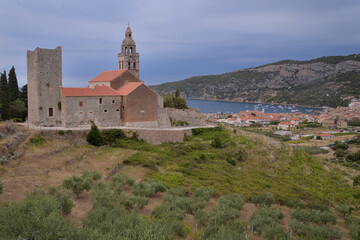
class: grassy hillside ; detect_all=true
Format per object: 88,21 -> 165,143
1,124 -> 360,239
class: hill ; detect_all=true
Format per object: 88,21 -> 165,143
150,54 -> 360,107
1,123 -> 359,239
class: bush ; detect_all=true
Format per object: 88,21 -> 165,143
0,181 -> 3,194
226,156 -> 236,166
290,220 -> 341,240
251,206 -> 284,234
291,208 -> 337,225
251,193 -> 276,206
218,194 -> 245,210
58,130 -> 65,136
261,225 -> 287,240
332,141 -> 349,151
335,205 -> 351,219
28,135 -> 46,146
48,187 -> 75,216
62,172 -> 99,198
353,175 -> 360,186
133,179 -> 166,197
285,197 -> 306,209
211,136 -> 224,148
120,194 -> 149,210
86,122 -> 104,146
193,187 -> 214,202
110,173 -> 135,193
344,215 -> 360,239
334,148 -> 346,158
308,202 -> 330,212
102,129 -> 127,145
346,150 -> 360,163
0,190 -> 79,239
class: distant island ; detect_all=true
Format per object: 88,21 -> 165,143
150,54 -> 360,108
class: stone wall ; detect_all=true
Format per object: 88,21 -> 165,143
166,108 -> 207,126
61,95 -> 122,127
124,128 -> 192,145
27,47 -> 62,127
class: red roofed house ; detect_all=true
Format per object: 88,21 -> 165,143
28,26 -> 163,128
314,132 -> 334,140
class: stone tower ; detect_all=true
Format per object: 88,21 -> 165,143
27,47 -> 62,126
118,25 -> 140,78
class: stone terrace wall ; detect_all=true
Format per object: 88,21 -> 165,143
167,108 -> 206,126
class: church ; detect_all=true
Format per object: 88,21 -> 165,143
27,25 -> 164,128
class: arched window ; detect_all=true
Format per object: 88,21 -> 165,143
133,62 -> 136,69
125,47 -> 127,54
130,47 -> 132,53
128,62 -> 130,69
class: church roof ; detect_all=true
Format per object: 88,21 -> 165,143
117,82 -> 143,96
89,70 -> 128,83
60,86 -> 121,97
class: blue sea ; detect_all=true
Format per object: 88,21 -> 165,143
186,99 -> 322,115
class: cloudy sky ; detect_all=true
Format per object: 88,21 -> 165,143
0,0 -> 359,88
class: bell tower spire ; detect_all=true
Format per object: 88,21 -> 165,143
118,24 -> 139,78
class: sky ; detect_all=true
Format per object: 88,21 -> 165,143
0,0 -> 359,88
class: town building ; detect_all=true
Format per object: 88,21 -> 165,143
28,27 -> 164,128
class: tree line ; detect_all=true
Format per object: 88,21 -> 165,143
0,67 -> 27,121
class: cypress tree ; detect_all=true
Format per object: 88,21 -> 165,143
8,66 -> 19,102
0,70 -> 10,120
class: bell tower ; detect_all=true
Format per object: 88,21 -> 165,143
118,24 -> 140,78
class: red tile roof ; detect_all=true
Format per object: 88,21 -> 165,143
60,86 -> 121,97
89,70 -> 128,82
117,82 -> 143,96
315,133 -> 333,137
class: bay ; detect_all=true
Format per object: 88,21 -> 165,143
186,99 -> 322,114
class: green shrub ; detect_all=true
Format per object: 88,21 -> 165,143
218,194 -> 245,210
332,141 -> 349,151
334,148 -> 346,158
133,179 -> 166,197
285,197 -> 306,209
226,156 -> 236,166
335,204 -> 351,217
91,181 -> 118,209
346,150 -> 360,163
82,170 -> 102,181
291,208 -> 337,225
211,136 -> 224,148
251,193 -> 276,206
102,129 -> 127,144
290,220 -> 341,240
63,175 -> 92,198
0,190 -> 79,239
261,225 -> 287,240
86,122 -> 104,146
203,221 -> 246,240
344,215 -> 360,239
251,206 -> 283,234
58,130 -> 65,136
175,120 -> 189,126
353,175 -> 360,186
308,202 -> 330,212
28,135 -> 46,146
0,181 -> 2,194
193,187 -> 214,202
120,194 -> 149,210
110,173 -> 135,193
48,187 -> 75,216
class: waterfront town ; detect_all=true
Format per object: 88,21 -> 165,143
206,99 -> 360,140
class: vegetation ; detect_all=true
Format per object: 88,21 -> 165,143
297,146 -> 329,155
28,135 -> 46,146
62,171 -> 101,198
348,118 -> 360,126
0,67 -> 27,121
250,206 -> 285,237
0,180 -> 3,194
163,89 -> 188,109
86,122 -> 104,146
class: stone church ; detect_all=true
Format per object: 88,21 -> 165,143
27,26 -> 165,128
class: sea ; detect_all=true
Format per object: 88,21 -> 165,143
186,99 -> 322,115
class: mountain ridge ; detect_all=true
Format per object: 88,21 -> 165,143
150,54 -> 360,107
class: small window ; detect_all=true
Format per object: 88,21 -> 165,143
122,106 -> 125,111
79,101 -> 83,107
112,100 -> 115,104
49,108 -> 53,117
116,109 -> 120,112
104,109 -> 107,113
99,98 -> 102,104
129,34 -> 131,38
128,62 -> 130,69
